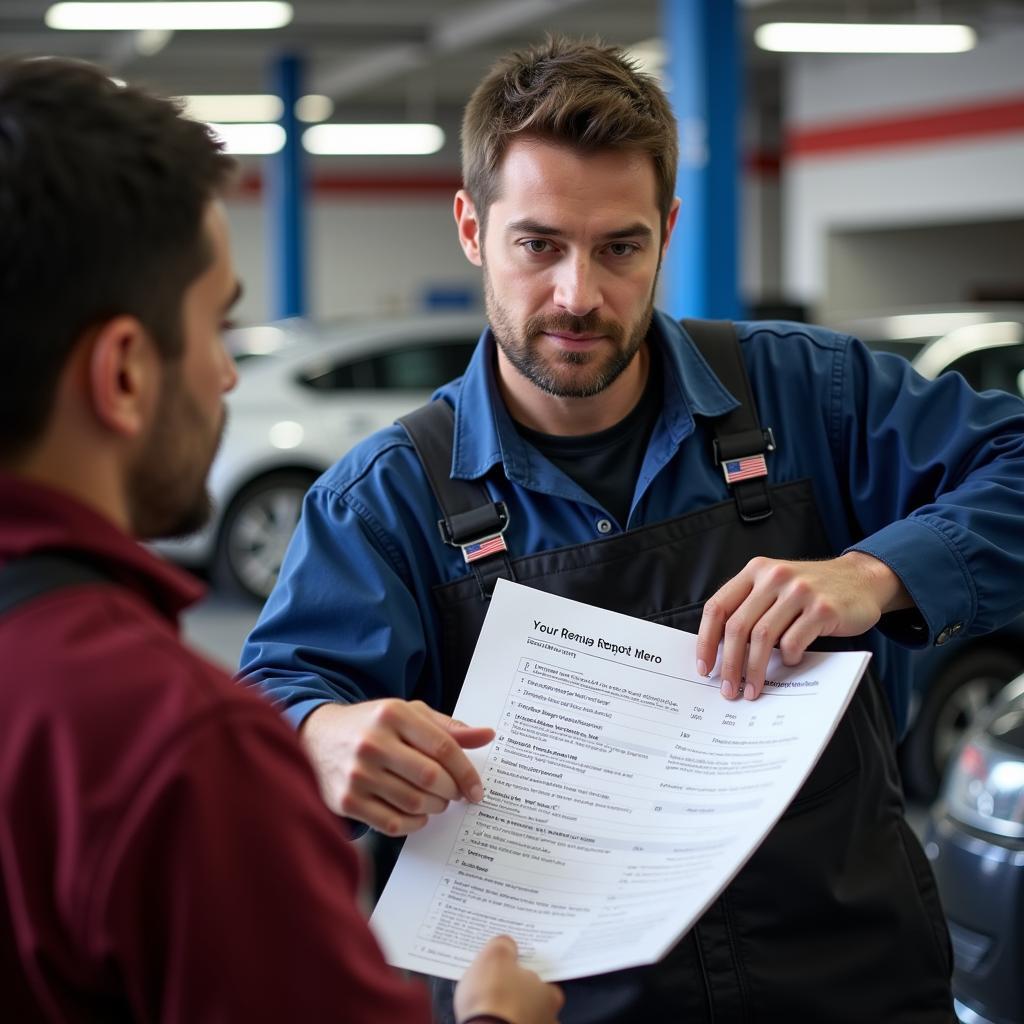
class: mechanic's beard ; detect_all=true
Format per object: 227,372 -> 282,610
484,273 -> 655,399
129,382 -> 226,541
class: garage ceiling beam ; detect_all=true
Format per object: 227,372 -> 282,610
312,0 -> 594,102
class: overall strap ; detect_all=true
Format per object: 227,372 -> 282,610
0,552 -> 113,618
682,319 -> 776,523
398,401 -> 515,599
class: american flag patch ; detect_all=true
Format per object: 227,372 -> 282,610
723,454 -> 768,484
462,534 -> 508,564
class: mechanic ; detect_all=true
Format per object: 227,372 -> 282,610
0,56 -> 561,1024
240,36 -> 1024,1023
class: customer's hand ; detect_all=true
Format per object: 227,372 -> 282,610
300,699 -> 494,835
696,551 -> 912,700
455,936 -> 564,1024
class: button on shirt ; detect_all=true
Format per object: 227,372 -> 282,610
239,311 -> 1024,740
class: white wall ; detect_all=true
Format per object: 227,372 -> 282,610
826,218 -> 1024,317
783,27 -> 1024,313
227,175 -> 779,326
224,192 -> 482,324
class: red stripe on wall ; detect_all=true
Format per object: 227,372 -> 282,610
787,94 -> 1024,158
238,173 -> 463,196
744,149 -> 782,176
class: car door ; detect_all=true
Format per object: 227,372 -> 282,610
298,334 -> 480,465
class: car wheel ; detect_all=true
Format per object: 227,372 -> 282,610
899,647 -> 1024,801
215,471 -> 316,602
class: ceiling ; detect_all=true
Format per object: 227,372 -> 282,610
2,0 -> 1023,165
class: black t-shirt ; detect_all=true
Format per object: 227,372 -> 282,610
515,353 -> 662,527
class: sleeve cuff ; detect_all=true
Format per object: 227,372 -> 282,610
847,517 -> 976,649
284,697 -> 335,732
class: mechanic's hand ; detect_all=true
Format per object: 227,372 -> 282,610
300,699 -> 494,835
696,551 -> 912,701
455,936 -> 564,1024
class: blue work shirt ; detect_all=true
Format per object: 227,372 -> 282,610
239,311 -> 1024,739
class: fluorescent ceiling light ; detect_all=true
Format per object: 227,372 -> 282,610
294,94 -> 333,123
184,94 -> 332,123
186,95 -> 282,122
45,2 -> 293,31
755,22 -> 976,54
303,123 -> 445,156
207,122 -> 285,155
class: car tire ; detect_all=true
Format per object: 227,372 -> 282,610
214,470 -> 317,603
899,647 -> 1024,801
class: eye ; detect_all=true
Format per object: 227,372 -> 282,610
607,242 -> 639,257
522,239 -> 554,255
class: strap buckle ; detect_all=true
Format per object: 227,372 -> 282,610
437,501 -> 510,564
712,427 -> 776,467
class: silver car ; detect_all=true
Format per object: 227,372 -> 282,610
925,673 -> 1024,1024
154,313 -> 483,601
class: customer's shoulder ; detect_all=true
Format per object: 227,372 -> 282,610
0,582 -> 268,740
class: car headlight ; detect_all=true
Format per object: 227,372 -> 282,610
943,702 -> 1024,839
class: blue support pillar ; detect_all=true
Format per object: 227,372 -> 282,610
268,54 -> 307,319
660,0 -> 742,319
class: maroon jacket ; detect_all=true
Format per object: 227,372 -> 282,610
0,475 -> 431,1022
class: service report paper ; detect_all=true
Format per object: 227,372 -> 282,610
369,579 -> 870,982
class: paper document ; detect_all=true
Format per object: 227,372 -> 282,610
370,579 -> 869,981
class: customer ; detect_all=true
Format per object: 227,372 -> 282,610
0,56 -> 561,1024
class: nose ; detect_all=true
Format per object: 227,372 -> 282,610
553,255 -> 602,318
220,342 -> 239,394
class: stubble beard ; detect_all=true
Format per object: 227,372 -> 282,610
484,271 -> 656,399
129,369 -> 225,541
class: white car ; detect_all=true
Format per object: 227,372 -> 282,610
154,313 -> 484,601
828,304 -> 1024,394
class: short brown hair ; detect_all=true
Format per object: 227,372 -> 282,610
461,36 -> 678,232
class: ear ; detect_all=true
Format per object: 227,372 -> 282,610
454,189 -> 484,267
661,197 -> 681,258
86,315 -> 160,439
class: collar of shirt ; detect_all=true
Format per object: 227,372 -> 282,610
445,309 -> 739,491
0,473 -> 205,622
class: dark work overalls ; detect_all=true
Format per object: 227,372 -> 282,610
399,321 -> 954,1024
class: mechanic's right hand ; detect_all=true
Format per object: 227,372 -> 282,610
300,699 -> 494,835
455,936 -> 563,1024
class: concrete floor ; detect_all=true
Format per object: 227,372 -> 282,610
181,589 -> 260,674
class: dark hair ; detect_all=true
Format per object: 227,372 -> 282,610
0,57 -> 236,458
461,36 -> 678,233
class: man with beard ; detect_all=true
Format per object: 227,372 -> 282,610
241,37 -> 1024,1023
0,57 -> 563,1024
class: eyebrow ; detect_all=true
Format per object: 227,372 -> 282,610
505,219 -> 653,242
